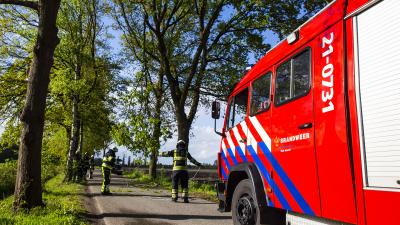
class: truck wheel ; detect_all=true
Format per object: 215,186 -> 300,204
232,179 -> 260,225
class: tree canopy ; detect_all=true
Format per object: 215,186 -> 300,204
0,0 -> 332,208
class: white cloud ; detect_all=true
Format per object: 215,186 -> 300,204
187,125 -> 221,163
159,105 -> 226,165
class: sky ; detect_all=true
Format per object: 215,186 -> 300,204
0,11 -> 281,165
103,15 -> 280,164
98,16 -> 231,164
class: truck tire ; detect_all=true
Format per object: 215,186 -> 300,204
232,179 -> 261,225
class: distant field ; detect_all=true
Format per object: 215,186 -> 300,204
123,166 -> 219,184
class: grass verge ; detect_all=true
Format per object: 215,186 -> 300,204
0,160 -> 61,200
0,174 -> 86,225
124,168 -> 217,202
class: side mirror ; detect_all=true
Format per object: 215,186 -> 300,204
211,101 -> 224,137
212,101 -> 220,119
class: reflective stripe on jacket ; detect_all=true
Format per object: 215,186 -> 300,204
173,150 -> 187,171
102,155 -> 114,169
159,148 -> 201,171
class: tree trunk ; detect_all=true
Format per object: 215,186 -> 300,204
66,96 -> 80,181
78,121 -> 83,153
65,126 -> 71,153
13,0 -> 61,210
148,152 -> 157,179
176,112 -> 190,146
66,51 -> 83,181
148,98 -> 162,179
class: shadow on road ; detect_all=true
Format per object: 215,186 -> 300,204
85,182 -> 129,186
187,201 -> 215,205
47,189 -> 172,199
85,192 -> 172,198
84,212 -> 232,221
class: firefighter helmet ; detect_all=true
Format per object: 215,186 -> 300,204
177,140 -> 186,146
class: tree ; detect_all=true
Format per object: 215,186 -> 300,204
112,3 -> 174,178
112,80 -> 173,176
0,0 -> 61,209
53,0 -> 116,181
112,0 -> 329,155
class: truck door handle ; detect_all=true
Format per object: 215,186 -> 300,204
298,122 -> 312,129
239,138 -> 247,143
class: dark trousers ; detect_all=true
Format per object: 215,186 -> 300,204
89,166 -> 94,179
172,170 -> 189,199
102,167 -> 111,193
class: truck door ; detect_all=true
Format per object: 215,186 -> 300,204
270,48 -> 321,216
245,72 -> 275,206
221,88 -> 249,173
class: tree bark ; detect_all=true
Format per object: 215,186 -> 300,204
176,113 -> 190,147
66,95 -> 80,181
148,96 -> 162,179
13,0 -> 61,210
148,151 -> 157,179
78,121 -> 83,153
66,46 -> 83,181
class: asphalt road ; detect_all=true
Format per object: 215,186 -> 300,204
84,170 -> 232,225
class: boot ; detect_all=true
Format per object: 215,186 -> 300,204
172,197 -> 178,202
184,197 -> 189,203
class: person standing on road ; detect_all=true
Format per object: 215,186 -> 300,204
101,147 -> 117,195
159,140 -> 202,203
74,151 -> 83,182
89,154 -> 95,179
82,152 -> 90,181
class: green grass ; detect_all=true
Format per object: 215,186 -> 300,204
0,160 -> 61,200
0,174 -> 87,225
124,169 -> 217,202
0,160 -> 17,198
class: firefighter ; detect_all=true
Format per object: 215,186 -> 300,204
74,151 -> 83,182
82,152 -> 90,180
89,154 -> 95,179
101,147 -> 117,195
159,140 -> 202,203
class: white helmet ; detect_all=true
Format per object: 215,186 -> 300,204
177,140 -> 186,146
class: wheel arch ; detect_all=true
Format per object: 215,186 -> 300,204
226,162 -> 268,212
226,162 -> 286,225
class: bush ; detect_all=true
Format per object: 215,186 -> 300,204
0,160 -> 17,199
0,159 -> 61,199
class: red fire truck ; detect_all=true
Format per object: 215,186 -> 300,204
211,0 -> 400,224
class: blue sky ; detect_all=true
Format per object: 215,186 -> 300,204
104,16 -> 280,164
103,14 -> 280,164
0,13 -> 281,165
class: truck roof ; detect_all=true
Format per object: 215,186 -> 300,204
230,0 -> 344,96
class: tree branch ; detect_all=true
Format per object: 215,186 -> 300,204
0,0 -> 38,11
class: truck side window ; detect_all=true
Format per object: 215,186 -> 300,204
233,88 -> 248,127
275,48 -> 311,105
276,61 -> 291,104
226,99 -> 235,129
226,88 -> 249,130
293,50 -> 311,97
251,73 -> 272,116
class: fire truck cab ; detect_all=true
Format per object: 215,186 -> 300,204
212,0 -> 400,224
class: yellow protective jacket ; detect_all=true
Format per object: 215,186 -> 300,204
102,152 -> 115,170
159,149 -> 201,171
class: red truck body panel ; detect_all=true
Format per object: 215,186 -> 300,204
217,1 -> 400,224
